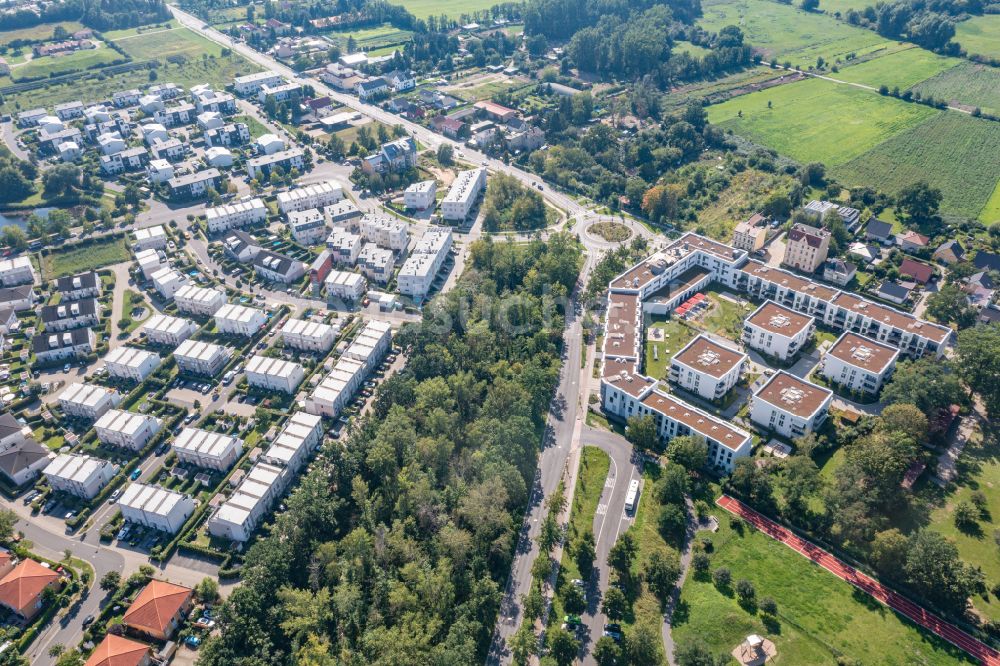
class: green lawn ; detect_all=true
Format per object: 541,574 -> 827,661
954,14 -> 1000,60
113,26 -> 224,61
231,114 -> 271,139
911,62 -> 1000,116
982,182 -> 1000,227
121,290 -> 151,333
645,319 -> 697,379
13,45 -> 122,81
0,21 -> 85,45
101,20 -> 176,40
706,76 -> 938,167
831,112 -> 1000,222
815,0 -> 871,14
833,46 -> 959,90
40,237 -> 129,280
674,41 -> 712,59
672,509 -> 976,664
697,291 -> 751,341
393,0 -> 505,19
326,23 -> 413,49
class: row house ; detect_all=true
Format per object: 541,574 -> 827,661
32,328 -> 95,364
172,427 -> 243,472
94,409 -> 161,451
41,298 -> 100,332
55,271 -> 99,300
205,122 -> 250,148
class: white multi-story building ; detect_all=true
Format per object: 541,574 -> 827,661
174,339 -> 230,376
58,383 -> 119,420
151,266 -> 187,300
172,427 -> 243,471
743,300 -> 815,362
357,244 -> 394,283
397,228 -> 452,299
214,303 -> 267,337
133,225 -> 168,250
43,454 -> 115,499
324,270 -> 366,302
245,355 -> 304,394
94,409 -> 161,451
288,208 -> 328,246
135,249 -> 163,280
821,331 -> 899,396
0,256 -> 37,287
305,357 -> 366,418
118,483 -> 196,534
246,148 -> 304,180
326,228 -> 363,265
258,82 -> 301,104
358,214 -> 408,251
276,180 -> 343,213
142,314 -> 198,347
344,320 -> 392,371
403,180 -> 436,210
280,318 -> 338,352
205,198 -> 267,234
261,411 -> 322,472
32,329 -> 95,364
174,285 -> 226,316
441,168 -> 486,221
668,335 -> 747,401
207,461 -> 288,542
103,346 -> 161,383
750,371 -> 832,439
41,298 -> 99,331
732,213 -> 768,253
234,71 -> 283,96
55,271 -> 99,301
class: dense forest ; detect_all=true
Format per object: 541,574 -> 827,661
196,234 -> 582,665
0,0 -> 171,32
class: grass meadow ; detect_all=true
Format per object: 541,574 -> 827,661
12,44 -> 121,81
0,21 -> 85,45
833,46 -> 959,90
394,0 -> 506,19
954,14 -> 1000,60
911,62 -> 1000,116
112,26 -> 225,61
40,236 -> 129,280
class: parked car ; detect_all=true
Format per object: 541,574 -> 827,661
130,468 -> 142,480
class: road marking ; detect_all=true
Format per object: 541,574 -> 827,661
594,455 -> 618,548
604,476 -> 615,488
596,504 -> 607,515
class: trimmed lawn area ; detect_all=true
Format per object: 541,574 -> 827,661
394,0 -> 505,19
696,290 -> 750,341
673,41 -> 712,59
13,44 -> 122,81
326,23 -> 412,50
833,46 -> 959,90
40,236 -> 129,279
121,290 -> 151,333
954,14 -> 1000,60
644,319 -> 697,380
231,114 -> 271,139
113,26 -> 224,60
672,509 -> 976,664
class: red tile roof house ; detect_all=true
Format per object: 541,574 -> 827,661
85,635 -> 152,666
122,581 -> 193,641
898,258 -> 934,284
0,558 -> 62,621
895,230 -> 930,253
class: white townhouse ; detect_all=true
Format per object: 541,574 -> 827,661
32,328 -> 95,364
167,169 -> 221,200
97,132 -> 127,156
276,180 -> 343,214
174,285 -> 226,316
357,244 -> 394,283
55,271 -> 99,301
668,335 -> 747,402
325,270 -> 366,302
113,88 -> 141,107
94,409 -> 162,451
404,180 -> 437,210
359,214 -> 408,251
743,300 -> 815,362
103,346 -> 161,383
288,208 -> 328,246
58,383 -> 119,420
172,427 -> 243,472
234,71 -> 284,96
205,198 -> 267,234
398,228 -> 452,299
261,411 -> 323,472
326,228 -> 363,265
328,199 -> 362,225
750,371 -> 832,440
151,266 -> 187,300
820,331 -> 899,396
305,357 -> 366,418
135,249 -> 164,280
246,148 -> 304,180
245,355 -> 305,394
43,454 -> 115,499
132,225 -> 168,250
253,250 -> 305,284
281,318 -> 338,352
142,314 -> 198,347
118,483 -> 196,534
141,122 -> 169,145
441,168 -> 486,221
174,339 -> 230,376
214,303 -> 267,337
0,256 -> 37,287
258,82 -> 302,104
41,298 -> 99,331
344,320 -> 392,371
0,285 -> 35,312
208,461 -> 288,542
256,133 -> 284,155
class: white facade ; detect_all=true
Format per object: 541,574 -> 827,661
43,454 -> 115,499
441,168 -> 486,221
262,411 -> 322,472
174,339 -> 230,376
234,71 -> 283,96
288,208 -> 328,246
325,270 -> 366,302
118,483 -> 196,534
172,427 -> 243,471
281,318 -> 338,352
246,148 -> 304,180
205,146 -> 234,168
245,355 -> 305,394
151,266 -> 187,300
404,180 -> 437,210
326,228 -> 363,265
135,249 -> 163,280
214,303 -> 267,337
357,244 -> 394,283
820,331 -> 898,396
667,335 -> 747,401
104,346 -> 161,383
750,371 -> 832,439
256,133 -> 284,155
398,228 -> 452,299
94,409 -> 161,451
133,225 -> 167,250
0,256 -> 37,287
205,199 -> 267,234
344,320 -> 392,371
142,314 -> 198,347
742,301 -> 815,361
58,383 -> 118,420
147,159 -> 175,184
207,461 -> 287,542
174,285 -> 226,316
305,357 -> 366,418
277,180 -> 343,213
359,214 -> 408,251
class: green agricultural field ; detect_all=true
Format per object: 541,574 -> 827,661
697,0 -> 893,67
113,26 -> 224,60
12,44 -> 122,81
41,236 -> 129,280
100,20 -> 175,40
982,183 -> 1000,226
327,23 -> 412,50
832,112 -> 1000,222
707,77 -> 936,166
911,62 -> 1000,116
672,511 -> 976,665
833,46 -> 958,90
394,0 -> 505,19
0,21 -> 85,45
954,14 -> 1000,60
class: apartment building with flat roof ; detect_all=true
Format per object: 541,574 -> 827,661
750,371 -> 832,439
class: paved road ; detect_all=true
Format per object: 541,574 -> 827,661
717,495 -> 1000,666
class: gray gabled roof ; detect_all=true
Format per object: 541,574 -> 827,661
0,439 -> 49,479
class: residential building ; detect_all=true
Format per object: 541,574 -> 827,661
32,328 -> 95,363
0,414 -> 29,454
41,298 -> 98,332
150,266 -> 187,300
506,124 -> 545,152
206,122 -> 251,148
474,100 -> 517,122
822,258 -> 856,287
100,147 -> 149,175
141,122 -> 169,144
973,250 -> 1000,273
0,285 -> 34,312
743,300 -> 815,361
280,318 -> 338,352
174,339 -> 230,376
802,199 -> 861,231
344,320 -> 392,371
55,271 -> 99,301
156,102 -> 195,127
821,331 -> 898,396
261,411 -> 323,472
246,148 -> 304,180
253,250 -> 305,284
122,580 -> 193,639
58,141 -> 82,161
441,168 -> 487,221
135,249 -> 163,281
397,228 -> 452,299
205,198 -> 267,234
59,383 -> 118,420
309,250 -> 332,286
0,438 -> 51,486
94,410 -> 161,451
256,133 -> 284,155
54,100 -> 85,120
305,357 -> 366,418
0,256 -> 37,287
172,428 -> 243,471
356,77 -> 389,101
277,180 -> 343,213
258,82 -> 302,104
668,335 -> 747,401
205,146 -> 233,168
208,461 -> 289,542
326,228 -> 363,265
865,218 -> 894,243
325,270 -> 366,302
783,223 -> 830,273
151,138 -> 184,161
222,230 -> 261,263
404,180 -> 437,210
877,281 -> 913,305
933,240 -> 965,265
197,110 -> 224,130
103,346 -> 161,383
142,314 -> 197,347
84,635 -> 151,666
288,208 -> 328,245
361,136 -> 417,174
357,244 -> 394,283
97,132 -> 126,155
113,89 -> 142,108
0,559 -> 61,621
118,484 -> 196,534
234,71 -> 283,96
43,454 -> 115,499
174,285 -> 226,316
384,69 -> 416,92
16,108 -> 47,127
732,213 -> 768,252
327,199 -> 362,224
245,355 -> 305,393
896,230 -> 930,252
359,214 -> 408,251
132,225 -> 168,251
167,169 -> 221,199
214,303 -> 267,337
899,258 -> 934,284
750,371 -> 832,439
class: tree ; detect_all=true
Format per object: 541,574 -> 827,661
657,463 -> 689,505
641,184 -> 681,222
728,458 -> 775,510
593,636 -> 623,666
657,504 -> 687,545
562,582 -> 586,614
759,597 -> 778,615
896,181 -> 942,230
712,567 -> 732,589
99,570 -> 121,593
676,641 -> 724,666
54,650 -> 84,666
692,551 -> 711,574
644,548 -> 681,601
624,621 -> 664,665
42,163 -> 81,199
736,578 -> 756,603
436,143 -> 454,166
877,404 -> 928,445
608,530 -> 637,578
602,586 -> 628,620
547,626 -> 579,666
0,509 -> 16,543
509,621 -> 536,666
955,501 -> 980,530
905,530 -> 984,613
956,324 -> 1000,419
801,0 -> 819,10
872,528 -> 909,575
882,358 -> 965,414
196,577 -> 219,603
626,414 -> 659,453
926,284 -> 976,329
799,162 -> 825,187
667,435 -> 707,471
575,531 -> 596,578
0,226 -> 27,251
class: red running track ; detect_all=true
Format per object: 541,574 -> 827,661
716,494 -> 1000,666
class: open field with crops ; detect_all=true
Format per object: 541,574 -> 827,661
832,113 -> 1000,222
395,0 -> 506,19
706,77 -> 936,166
910,62 -> 1000,116
954,14 -> 1000,60
112,26 -> 225,60
326,23 -> 413,50
0,21 -> 85,45
833,46 -> 959,90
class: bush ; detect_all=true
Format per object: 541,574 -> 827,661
691,551 -> 711,574
712,567 -> 731,589
759,596 -> 778,615
736,578 -> 756,603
